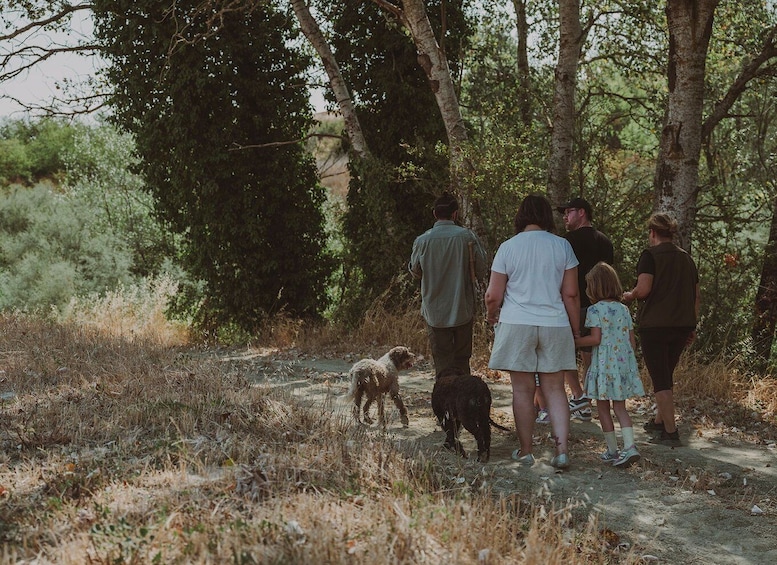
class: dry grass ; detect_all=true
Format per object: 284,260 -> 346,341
1,291 -> 775,563
0,306 -> 628,565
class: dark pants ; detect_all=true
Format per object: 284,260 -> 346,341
427,320 -> 473,379
639,327 -> 693,392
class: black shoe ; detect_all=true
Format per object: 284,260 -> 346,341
648,430 -> 681,446
643,419 -> 666,433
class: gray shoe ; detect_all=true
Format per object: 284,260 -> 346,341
511,449 -> 535,466
551,453 -> 570,469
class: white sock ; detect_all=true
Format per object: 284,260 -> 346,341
622,427 -> 635,450
604,431 -> 618,453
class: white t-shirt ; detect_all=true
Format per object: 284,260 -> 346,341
491,230 -> 579,327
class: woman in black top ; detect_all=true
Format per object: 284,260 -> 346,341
622,213 -> 700,446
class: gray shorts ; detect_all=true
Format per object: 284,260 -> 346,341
488,323 -> 577,373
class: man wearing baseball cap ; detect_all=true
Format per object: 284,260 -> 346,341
556,197 -> 614,421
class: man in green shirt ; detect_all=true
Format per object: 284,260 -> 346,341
409,193 -> 488,378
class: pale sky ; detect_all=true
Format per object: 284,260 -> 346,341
1,7 -> 330,119
0,8 -> 102,118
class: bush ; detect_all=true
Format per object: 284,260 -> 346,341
0,184 -> 134,311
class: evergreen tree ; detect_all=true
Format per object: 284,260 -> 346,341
92,0 -> 333,330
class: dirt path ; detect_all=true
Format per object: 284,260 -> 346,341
240,349 -> 777,564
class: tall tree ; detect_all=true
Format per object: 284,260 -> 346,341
92,0 -> 333,329
547,0 -> 587,220
291,0 -> 369,159
654,0 -> 719,251
312,0 -> 476,313
753,195 -> 777,372
371,0 -> 485,236
512,0 -> 532,126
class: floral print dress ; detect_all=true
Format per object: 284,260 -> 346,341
583,300 -> 645,401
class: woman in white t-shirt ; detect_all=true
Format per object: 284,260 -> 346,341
485,194 -> 580,469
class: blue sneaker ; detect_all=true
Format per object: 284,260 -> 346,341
600,449 -> 619,463
613,445 -> 641,468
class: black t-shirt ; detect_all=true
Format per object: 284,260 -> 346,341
565,226 -> 614,307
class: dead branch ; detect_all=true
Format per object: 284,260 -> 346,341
229,133 -> 343,151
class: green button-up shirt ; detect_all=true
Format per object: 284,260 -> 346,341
409,220 -> 487,328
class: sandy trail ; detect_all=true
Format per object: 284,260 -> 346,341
242,350 -> 777,565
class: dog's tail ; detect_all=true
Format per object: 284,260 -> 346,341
489,417 -> 511,431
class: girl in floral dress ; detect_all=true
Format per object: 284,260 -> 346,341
574,262 -> 645,468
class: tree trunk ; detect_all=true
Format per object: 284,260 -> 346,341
653,0 -> 719,251
512,0 -> 532,126
548,0 -> 584,230
752,196 -> 777,374
372,0 -> 486,242
290,0 -> 370,159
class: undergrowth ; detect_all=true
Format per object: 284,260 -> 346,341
0,289 -> 774,563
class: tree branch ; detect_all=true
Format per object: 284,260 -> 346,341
229,133 -> 343,151
370,0 -> 404,20
0,43 -> 101,82
0,3 -> 94,42
703,24 -> 777,140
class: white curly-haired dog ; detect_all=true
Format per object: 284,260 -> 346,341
347,346 -> 415,429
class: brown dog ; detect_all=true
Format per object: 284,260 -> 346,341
432,367 -> 510,462
347,346 -> 415,429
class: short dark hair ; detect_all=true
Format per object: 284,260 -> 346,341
514,194 -> 555,234
433,192 -> 459,220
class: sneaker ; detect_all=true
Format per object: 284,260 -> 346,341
643,419 -> 666,433
535,409 -> 550,424
613,445 -> 641,468
551,453 -> 570,469
568,396 -> 591,411
648,429 -> 681,446
571,407 -> 592,422
600,449 -> 620,463
511,449 -> 535,466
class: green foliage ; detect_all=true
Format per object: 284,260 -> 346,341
62,121 -> 178,278
92,0 -> 334,330
0,183 -> 134,310
0,137 -> 32,183
0,118 -> 81,182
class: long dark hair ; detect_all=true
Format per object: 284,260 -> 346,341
513,194 -> 555,234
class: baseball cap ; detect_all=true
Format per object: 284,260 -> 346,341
556,197 -> 592,218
